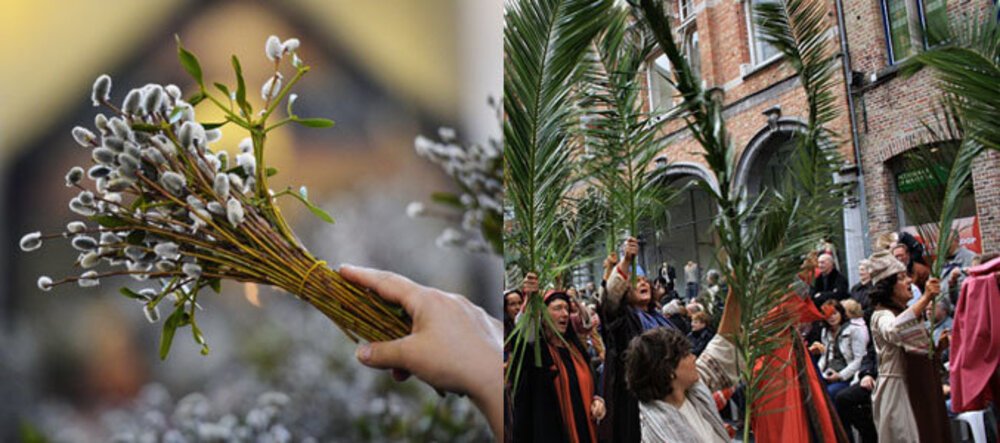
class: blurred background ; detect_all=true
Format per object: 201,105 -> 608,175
0,0 -> 501,441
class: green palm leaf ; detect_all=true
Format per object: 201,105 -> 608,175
504,0 -> 612,392
581,6 -> 681,275
901,6 -> 1000,152
636,0 -> 844,439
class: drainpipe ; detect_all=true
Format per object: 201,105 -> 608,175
835,0 -> 872,281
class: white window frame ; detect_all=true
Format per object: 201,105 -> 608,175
744,0 -> 782,67
647,54 -> 675,118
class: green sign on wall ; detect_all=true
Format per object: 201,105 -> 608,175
896,165 -> 949,193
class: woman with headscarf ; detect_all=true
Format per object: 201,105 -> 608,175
866,249 -> 952,442
512,289 -> 606,443
598,237 -> 675,443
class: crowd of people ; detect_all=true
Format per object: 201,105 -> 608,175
504,232 -> 1000,442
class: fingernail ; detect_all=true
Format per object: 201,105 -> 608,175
356,343 -> 371,362
338,263 -> 350,271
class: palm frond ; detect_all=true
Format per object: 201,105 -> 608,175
901,5 -> 1000,152
635,0 -> 844,439
581,6 -> 681,276
503,0 -> 612,391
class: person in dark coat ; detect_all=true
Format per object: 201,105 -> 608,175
597,237 -> 675,443
687,311 -> 714,356
513,289 -> 606,443
811,253 -> 850,307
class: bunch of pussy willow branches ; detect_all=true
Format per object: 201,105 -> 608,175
18,35 -> 410,359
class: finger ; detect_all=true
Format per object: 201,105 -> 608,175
391,368 -> 412,382
340,264 -> 423,311
356,338 -> 411,371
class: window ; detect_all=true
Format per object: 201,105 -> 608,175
746,0 -> 781,66
678,0 -> 693,22
648,54 -> 675,113
684,28 -> 701,81
883,0 -> 915,62
921,0 -> 947,47
881,0 -> 949,64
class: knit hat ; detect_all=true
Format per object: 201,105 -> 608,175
543,289 -> 570,305
868,249 -> 906,284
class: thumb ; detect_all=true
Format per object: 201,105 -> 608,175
356,338 -> 410,370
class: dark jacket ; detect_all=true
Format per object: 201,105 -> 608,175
811,268 -> 850,307
688,327 -> 715,357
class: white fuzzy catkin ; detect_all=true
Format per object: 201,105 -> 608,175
226,197 -> 245,227
182,263 -> 202,279
213,174 -> 230,198
72,127 -> 96,147
37,276 -> 53,291
154,242 -> 181,260
405,202 -> 425,218
143,85 -> 164,113
109,117 -> 132,141
69,198 -> 96,216
94,114 -> 109,134
282,38 -> 300,53
91,75 -> 111,107
103,136 -> 125,153
160,172 -> 186,195
80,251 -> 101,268
106,177 -> 135,193
237,152 -> 256,176
92,147 -> 116,165
261,74 -> 283,101
71,235 -> 97,251
238,138 -> 253,154
265,35 -> 283,61
178,121 -> 206,149
123,89 -> 143,115
143,304 -> 161,323
65,167 -> 84,187
19,232 -> 42,251
88,165 -> 112,179
207,201 -> 225,215
78,271 -> 100,287
67,221 -> 87,234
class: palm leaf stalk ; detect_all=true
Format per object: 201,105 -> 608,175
503,0 -> 613,392
20,36 -> 410,360
581,6 -> 680,281
636,0 -> 843,439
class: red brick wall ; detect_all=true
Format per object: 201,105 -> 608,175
642,0 -> 1000,255
844,0 -> 1000,254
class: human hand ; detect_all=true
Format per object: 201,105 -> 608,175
942,384 -> 951,397
938,329 -> 951,349
949,268 -> 961,283
825,372 -> 842,382
860,375 -> 875,390
925,277 -> 941,299
808,342 -> 825,355
341,264 -> 503,437
622,237 -> 639,260
591,396 -> 606,421
522,272 -> 539,295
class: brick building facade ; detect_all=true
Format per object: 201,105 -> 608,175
639,0 -> 999,286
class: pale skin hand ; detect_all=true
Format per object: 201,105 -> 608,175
340,264 -> 503,438
860,375 -> 875,390
591,396 -> 606,421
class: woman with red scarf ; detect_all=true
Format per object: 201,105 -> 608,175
512,289 -> 606,442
